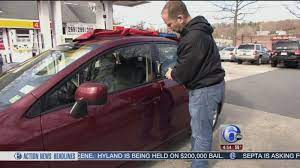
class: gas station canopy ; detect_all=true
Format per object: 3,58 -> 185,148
113,1 -> 149,7
0,1 -> 149,24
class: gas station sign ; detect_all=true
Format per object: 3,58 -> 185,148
66,23 -> 96,35
33,22 -> 40,29
0,19 -> 40,29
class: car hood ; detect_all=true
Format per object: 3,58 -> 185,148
0,103 -> 7,112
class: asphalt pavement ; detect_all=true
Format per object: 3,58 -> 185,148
2,62 -> 19,72
225,68 -> 300,119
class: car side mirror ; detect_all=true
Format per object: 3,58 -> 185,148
70,83 -> 108,118
70,99 -> 88,119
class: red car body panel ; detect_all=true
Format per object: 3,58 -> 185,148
42,82 -> 163,168
0,94 -> 47,167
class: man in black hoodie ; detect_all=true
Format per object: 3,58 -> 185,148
162,1 -> 225,168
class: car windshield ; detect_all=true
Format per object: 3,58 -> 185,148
0,43 -> 96,109
273,41 -> 299,50
238,44 -> 254,50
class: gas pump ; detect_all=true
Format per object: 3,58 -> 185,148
8,29 -> 35,62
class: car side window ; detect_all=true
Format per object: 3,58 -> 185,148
156,43 -> 178,77
89,44 -> 153,93
42,65 -> 91,113
255,45 -> 260,51
26,44 -> 153,117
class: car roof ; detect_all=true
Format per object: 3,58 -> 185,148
73,28 -> 178,47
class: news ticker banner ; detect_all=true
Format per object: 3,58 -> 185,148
1,152 -> 300,161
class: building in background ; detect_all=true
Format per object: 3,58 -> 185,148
256,31 -> 270,36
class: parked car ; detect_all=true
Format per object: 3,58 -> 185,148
219,47 -> 236,61
0,28 -> 223,168
235,43 -> 270,65
270,40 -> 300,68
263,47 -> 271,56
217,46 -> 226,51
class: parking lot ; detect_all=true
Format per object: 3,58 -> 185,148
139,62 -> 300,168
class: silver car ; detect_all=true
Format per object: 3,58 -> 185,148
220,47 -> 236,61
235,43 -> 270,65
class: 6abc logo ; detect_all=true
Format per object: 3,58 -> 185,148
220,124 -> 243,150
14,152 -> 22,160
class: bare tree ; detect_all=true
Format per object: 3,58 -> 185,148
285,1 -> 300,18
212,0 -> 258,46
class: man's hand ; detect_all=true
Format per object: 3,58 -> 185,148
165,67 -> 173,80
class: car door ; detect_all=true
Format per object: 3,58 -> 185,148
153,43 -> 190,140
263,47 -> 270,62
36,43 -> 161,168
256,44 -> 261,56
86,43 -> 163,152
35,64 -> 125,168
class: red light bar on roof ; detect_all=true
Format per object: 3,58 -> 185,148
73,27 -> 159,42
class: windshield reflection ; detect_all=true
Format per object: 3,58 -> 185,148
0,44 -> 96,108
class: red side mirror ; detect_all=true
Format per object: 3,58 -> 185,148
75,83 -> 107,105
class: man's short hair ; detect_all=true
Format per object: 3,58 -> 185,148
162,1 -> 190,20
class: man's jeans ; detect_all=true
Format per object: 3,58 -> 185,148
188,81 -> 225,168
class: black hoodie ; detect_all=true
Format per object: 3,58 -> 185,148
171,16 -> 225,90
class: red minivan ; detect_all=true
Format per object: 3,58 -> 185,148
0,28 -> 221,168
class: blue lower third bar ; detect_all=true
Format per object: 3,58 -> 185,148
10,151 -> 300,161
77,152 -> 228,160
77,152 -> 300,160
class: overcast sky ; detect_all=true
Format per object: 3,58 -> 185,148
113,1 -> 298,29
